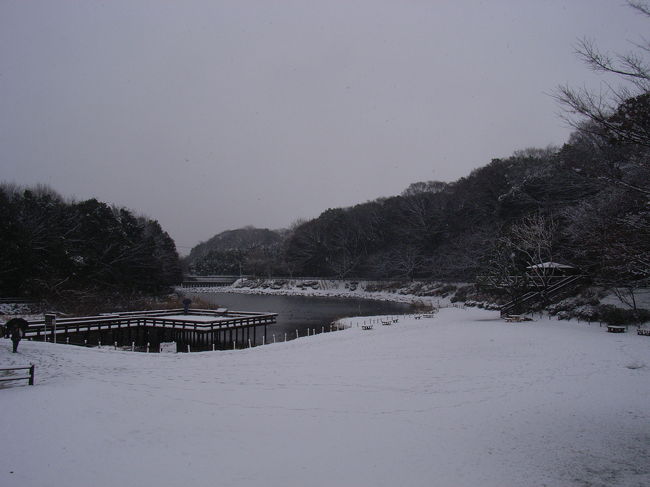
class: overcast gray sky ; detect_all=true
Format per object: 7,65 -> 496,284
1,1 -> 646,254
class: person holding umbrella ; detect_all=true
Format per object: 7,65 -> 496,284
5,318 -> 29,353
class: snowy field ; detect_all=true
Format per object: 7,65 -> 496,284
1,307 -> 649,487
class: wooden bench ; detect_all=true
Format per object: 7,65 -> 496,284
362,325 -> 373,330
504,315 -> 528,323
607,325 -> 626,333
638,328 -> 650,336
381,321 -> 392,326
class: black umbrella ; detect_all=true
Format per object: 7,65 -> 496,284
5,317 -> 30,333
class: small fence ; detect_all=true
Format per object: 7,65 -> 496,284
0,365 -> 35,386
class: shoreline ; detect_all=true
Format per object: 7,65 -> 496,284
178,277 -> 466,309
179,284 -> 453,308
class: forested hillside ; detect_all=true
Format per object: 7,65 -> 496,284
0,184 -> 182,300
189,93 -> 649,293
186,227 -> 285,276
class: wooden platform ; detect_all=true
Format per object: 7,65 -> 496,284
23,308 -> 278,351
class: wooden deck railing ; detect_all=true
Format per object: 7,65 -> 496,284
0,365 -> 35,386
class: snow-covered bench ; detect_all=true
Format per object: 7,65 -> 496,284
504,315 -> 529,323
607,325 -> 626,333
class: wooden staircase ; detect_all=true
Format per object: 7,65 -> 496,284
500,275 -> 587,317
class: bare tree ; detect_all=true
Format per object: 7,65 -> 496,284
483,213 -> 561,300
512,145 -> 560,160
508,213 -> 560,286
380,245 -> 427,279
562,188 -> 650,310
479,239 -> 530,301
555,1 -> 650,149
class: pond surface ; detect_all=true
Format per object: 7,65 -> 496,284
185,291 -> 414,342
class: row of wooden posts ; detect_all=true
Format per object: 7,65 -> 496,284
28,321 -> 351,353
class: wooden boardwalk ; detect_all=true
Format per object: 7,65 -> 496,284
23,308 -> 278,351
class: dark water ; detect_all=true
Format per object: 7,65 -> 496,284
186,291 -> 414,341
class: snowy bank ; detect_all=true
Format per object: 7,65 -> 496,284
1,308 -> 649,487
182,279 -> 649,325
181,278 -> 471,308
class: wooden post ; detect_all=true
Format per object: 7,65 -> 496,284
28,364 -> 35,386
45,314 -> 56,344
296,329 -> 299,339
187,344 -> 191,353
233,340 -> 236,350
131,342 -> 135,352
146,342 -> 150,353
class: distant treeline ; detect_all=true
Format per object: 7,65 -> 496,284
187,92 -> 649,292
0,184 -> 182,300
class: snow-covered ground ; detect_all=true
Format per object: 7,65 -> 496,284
1,308 -> 649,487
